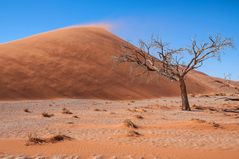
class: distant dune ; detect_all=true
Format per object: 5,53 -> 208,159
0,26 -> 237,100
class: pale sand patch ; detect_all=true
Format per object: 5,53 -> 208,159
0,97 -> 239,158
0,139 -> 239,159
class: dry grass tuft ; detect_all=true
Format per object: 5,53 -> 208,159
73,115 -> 79,118
46,135 -> 72,143
93,108 -> 107,112
210,121 -> 221,128
127,108 -> 147,113
42,112 -> 54,118
192,104 -> 204,110
123,119 -> 138,129
26,134 -> 72,146
135,114 -> 144,119
191,118 -> 206,123
127,130 -> 141,137
214,93 -> 227,96
24,108 -> 31,113
26,133 -> 45,146
62,108 -> 73,114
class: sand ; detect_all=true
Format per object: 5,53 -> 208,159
0,95 -> 238,158
0,26 -> 239,158
0,26 -> 238,100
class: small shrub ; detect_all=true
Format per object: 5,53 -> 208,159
42,112 -> 54,118
26,134 -> 73,146
26,133 -> 45,146
24,108 -> 31,113
192,104 -> 205,110
135,115 -> 144,119
127,130 -> 141,137
123,119 -> 138,129
214,93 -> 226,96
73,115 -> 79,118
47,135 -> 72,143
210,122 -> 221,128
62,108 -> 73,114
191,118 -> 206,123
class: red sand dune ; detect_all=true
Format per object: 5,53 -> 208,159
0,26 -> 237,100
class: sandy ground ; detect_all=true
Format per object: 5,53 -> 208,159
0,96 -> 239,158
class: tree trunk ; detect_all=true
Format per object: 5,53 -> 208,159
179,76 -> 191,111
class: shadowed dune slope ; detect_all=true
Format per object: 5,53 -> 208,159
0,26 -> 237,100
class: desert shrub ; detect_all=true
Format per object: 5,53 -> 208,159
127,130 -> 141,137
62,108 -> 73,114
42,112 -> 54,118
210,121 -> 221,128
24,108 -> 31,113
26,134 -> 72,146
73,115 -> 79,118
46,135 -> 72,143
135,114 -> 144,119
26,133 -> 45,146
123,119 -> 138,129
191,118 -> 206,123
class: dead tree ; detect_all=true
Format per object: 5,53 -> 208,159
116,35 -> 233,111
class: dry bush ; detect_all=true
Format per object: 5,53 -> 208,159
136,108 -> 147,113
123,119 -> 138,129
191,118 -> 206,123
135,114 -> 144,119
127,108 -> 147,113
42,112 -> 54,118
198,94 -> 210,98
62,108 -> 73,114
26,134 -> 72,146
24,108 -> 31,113
26,133 -> 45,146
93,108 -> 107,112
46,135 -> 72,143
210,121 -> 221,128
192,104 -> 205,110
127,130 -> 141,137
73,115 -> 79,118
214,93 -> 227,96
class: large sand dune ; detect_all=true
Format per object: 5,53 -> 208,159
0,26 -> 237,100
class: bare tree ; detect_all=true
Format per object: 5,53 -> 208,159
116,34 -> 233,111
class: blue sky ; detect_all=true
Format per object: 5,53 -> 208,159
0,0 -> 238,80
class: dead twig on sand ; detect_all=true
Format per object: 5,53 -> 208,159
26,134 -> 73,146
42,112 -> 54,118
62,108 -> 73,114
127,130 -> 141,137
123,119 -> 138,129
